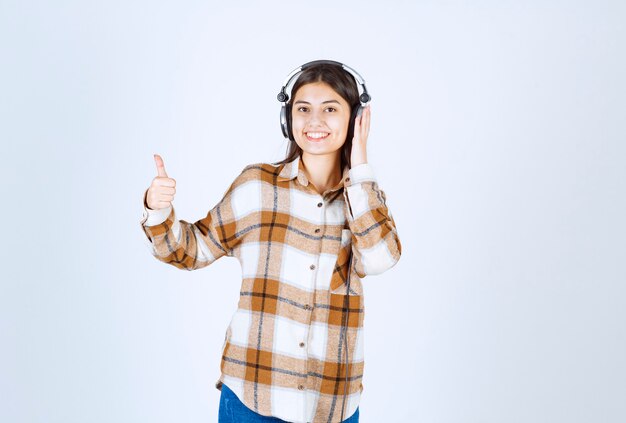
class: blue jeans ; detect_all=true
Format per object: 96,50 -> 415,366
218,383 -> 359,422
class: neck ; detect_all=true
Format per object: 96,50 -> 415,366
300,152 -> 342,195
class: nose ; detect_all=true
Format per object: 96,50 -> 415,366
307,109 -> 324,126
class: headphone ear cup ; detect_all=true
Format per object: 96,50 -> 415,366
286,103 -> 294,141
280,105 -> 289,140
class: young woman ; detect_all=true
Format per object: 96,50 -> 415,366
140,60 -> 402,423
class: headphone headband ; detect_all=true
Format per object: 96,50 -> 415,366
277,60 -> 371,105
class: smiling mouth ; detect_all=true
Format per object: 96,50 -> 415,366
305,132 -> 330,141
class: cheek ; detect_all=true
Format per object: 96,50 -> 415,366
290,115 -> 304,131
331,114 -> 350,133
290,117 -> 306,142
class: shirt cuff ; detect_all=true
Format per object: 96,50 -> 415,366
344,164 -> 382,221
348,163 -> 376,185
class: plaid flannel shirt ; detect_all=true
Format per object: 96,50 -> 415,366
139,156 -> 401,422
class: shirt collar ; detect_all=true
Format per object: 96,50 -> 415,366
277,155 -> 350,193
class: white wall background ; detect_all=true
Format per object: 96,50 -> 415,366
1,0 -> 625,422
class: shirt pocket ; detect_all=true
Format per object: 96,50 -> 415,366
329,229 -> 362,296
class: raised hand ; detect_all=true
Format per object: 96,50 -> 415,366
350,105 -> 370,167
146,154 -> 177,210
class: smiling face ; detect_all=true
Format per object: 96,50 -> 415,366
290,81 -> 352,161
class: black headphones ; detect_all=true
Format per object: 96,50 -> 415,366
277,60 -> 371,141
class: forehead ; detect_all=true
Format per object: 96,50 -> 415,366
293,82 -> 348,104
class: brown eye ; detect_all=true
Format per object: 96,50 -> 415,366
325,107 -> 336,112
297,107 -> 309,112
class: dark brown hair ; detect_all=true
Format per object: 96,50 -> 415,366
273,63 -> 361,171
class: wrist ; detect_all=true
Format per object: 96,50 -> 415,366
351,152 -> 368,167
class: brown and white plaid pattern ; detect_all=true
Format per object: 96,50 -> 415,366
140,156 -> 401,422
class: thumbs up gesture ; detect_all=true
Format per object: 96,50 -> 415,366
146,154 -> 177,210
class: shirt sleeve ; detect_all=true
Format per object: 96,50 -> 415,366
139,169 -> 247,271
342,163 -> 402,277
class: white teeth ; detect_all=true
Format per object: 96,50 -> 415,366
307,132 -> 329,139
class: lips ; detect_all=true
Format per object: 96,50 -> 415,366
305,132 -> 330,142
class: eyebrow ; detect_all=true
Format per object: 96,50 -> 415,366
293,100 -> 342,105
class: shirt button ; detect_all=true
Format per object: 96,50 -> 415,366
299,342 -> 305,347
310,264 -> 316,270
298,384 -> 305,390
317,202 -> 323,207
314,228 -> 320,233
